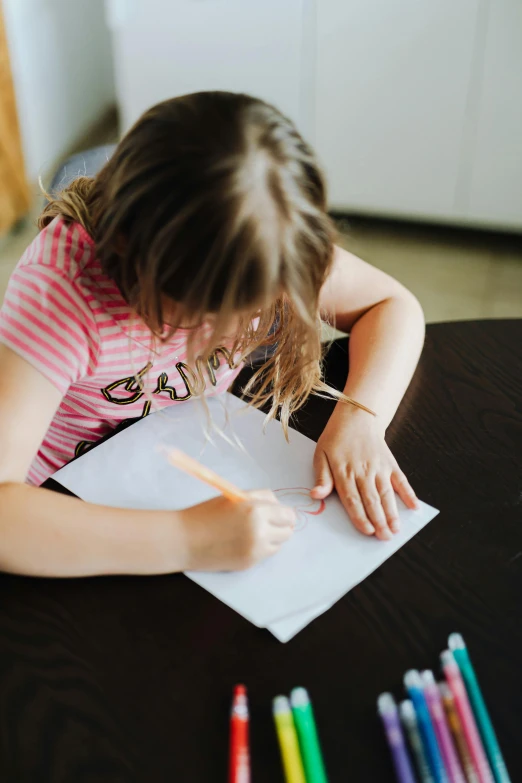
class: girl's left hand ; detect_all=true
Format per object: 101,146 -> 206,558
311,405 -> 418,540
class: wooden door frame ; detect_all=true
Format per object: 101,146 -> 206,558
0,0 -> 30,236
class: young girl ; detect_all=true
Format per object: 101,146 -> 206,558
0,92 -> 424,577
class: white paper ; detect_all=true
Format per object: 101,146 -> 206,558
55,394 -> 438,639
267,602 -> 331,643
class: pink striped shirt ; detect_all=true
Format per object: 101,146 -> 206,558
0,218 -> 243,485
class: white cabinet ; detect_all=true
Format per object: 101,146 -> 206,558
315,0 -> 480,220
107,0 -> 522,230
108,0 -> 310,134
466,0 -> 522,229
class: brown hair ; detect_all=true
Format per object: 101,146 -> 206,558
39,92 -> 342,431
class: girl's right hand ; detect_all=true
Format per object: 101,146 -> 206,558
179,490 -> 296,572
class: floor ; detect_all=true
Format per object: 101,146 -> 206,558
1,113 -> 521,322
335,216 -> 522,323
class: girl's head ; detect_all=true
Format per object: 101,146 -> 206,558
40,92 -> 336,429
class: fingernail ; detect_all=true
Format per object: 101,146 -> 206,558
390,521 -> 400,533
380,529 -> 392,541
364,524 -> 375,535
310,487 -> 327,498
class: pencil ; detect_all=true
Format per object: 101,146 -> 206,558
164,447 -> 248,503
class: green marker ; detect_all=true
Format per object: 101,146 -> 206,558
290,688 -> 328,783
448,633 -> 511,783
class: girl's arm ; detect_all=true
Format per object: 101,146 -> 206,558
320,245 -> 425,425
0,346 -> 189,576
314,245 -> 425,539
0,346 -> 294,576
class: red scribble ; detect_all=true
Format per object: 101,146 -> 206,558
273,487 -> 325,529
307,498 -> 326,515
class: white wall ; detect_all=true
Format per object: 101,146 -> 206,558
3,0 -> 115,181
465,0 -> 522,227
108,0 -> 310,137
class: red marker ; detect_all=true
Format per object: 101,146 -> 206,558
229,684 -> 250,783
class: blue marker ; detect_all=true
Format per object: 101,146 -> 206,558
404,670 -> 449,783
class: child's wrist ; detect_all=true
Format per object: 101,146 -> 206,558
173,505 -> 208,572
123,508 -> 191,574
163,509 -> 193,572
335,398 -> 386,435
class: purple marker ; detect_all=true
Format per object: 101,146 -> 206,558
421,671 -> 466,783
378,693 -> 418,783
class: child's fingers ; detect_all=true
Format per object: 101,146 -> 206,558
391,469 -> 418,510
247,488 -> 278,504
334,472 -> 375,536
269,520 -> 295,543
268,505 -> 297,528
356,476 -> 392,540
311,449 -> 334,499
376,474 -> 400,534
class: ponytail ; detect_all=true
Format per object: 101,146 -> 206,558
38,176 -> 96,234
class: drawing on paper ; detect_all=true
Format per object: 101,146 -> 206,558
274,487 -> 326,531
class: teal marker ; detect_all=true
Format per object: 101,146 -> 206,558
290,688 -> 328,783
448,633 -> 511,783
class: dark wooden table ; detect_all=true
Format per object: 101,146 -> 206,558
1,320 -> 521,782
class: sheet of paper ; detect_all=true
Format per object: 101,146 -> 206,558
55,394 -> 439,635
267,602 -> 331,643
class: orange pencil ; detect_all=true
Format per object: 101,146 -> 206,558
164,447 -> 248,503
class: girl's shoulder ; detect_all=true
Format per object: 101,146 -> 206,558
19,217 -> 97,286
